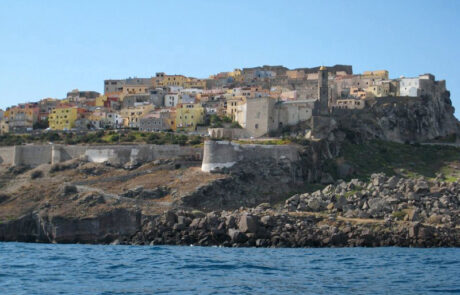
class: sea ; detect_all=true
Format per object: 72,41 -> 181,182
0,242 -> 459,295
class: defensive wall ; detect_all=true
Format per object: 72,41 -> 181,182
0,144 -> 203,167
201,140 -> 301,172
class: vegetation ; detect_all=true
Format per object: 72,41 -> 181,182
339,140 -> 460,181
209,115 -> 233,128
234,138 -> 293,145
0,131 -> 205,146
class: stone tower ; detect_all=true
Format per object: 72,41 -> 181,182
317,65 -> 329,115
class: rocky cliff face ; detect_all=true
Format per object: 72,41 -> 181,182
0,209 -> 141,243
334,93 -> 459,142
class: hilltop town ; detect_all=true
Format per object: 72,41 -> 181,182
0,64 -> 459,248
1,65 -> 456,143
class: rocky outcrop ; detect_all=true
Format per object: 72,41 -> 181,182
0,208 -> 141,244
178,157 -> 304,210
285,173 -> 459,227
334,94 -> 459,143
128,206 -> 458,247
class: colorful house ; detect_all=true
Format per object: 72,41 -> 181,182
175,103 -> 205,131
49,105 -> 85,130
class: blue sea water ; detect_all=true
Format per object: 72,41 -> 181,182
0,243 -> 459,295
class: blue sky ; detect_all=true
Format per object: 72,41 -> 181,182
0,0 -> 459,116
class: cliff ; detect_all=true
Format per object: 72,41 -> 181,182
334,92 -> 460,143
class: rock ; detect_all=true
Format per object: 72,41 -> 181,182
414,180 -> 429,194
260,215 -> 272,226
386,176 -> 398,189
307,197 -> 325,212
327,203 -> 334,211
238,214 -> 259,233
227,229 -> 247,243
177,216 -> 191,227
407,209 -> 419,222
335,196 -> 347,211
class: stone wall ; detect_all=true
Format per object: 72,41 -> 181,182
0,146 -> 15,166
0,144 -> 203,167
201,140 -> 301,172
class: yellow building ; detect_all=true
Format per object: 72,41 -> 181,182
122,85 -> 149,96
286,70 -> 306,80
49,106 -> 81,130
363,70 -> 389,80
119,105 -> 154,128
0,120 -> 9,134
226,96 -> 245,120
175,103 -> 205,131
366,84 -> 391,98
184,78 -> 207,89
95,95 -> 108,107
155,75 -> 188,87
350,87 -> 367,99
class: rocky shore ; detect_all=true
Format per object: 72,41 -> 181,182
2,173 -> 457,247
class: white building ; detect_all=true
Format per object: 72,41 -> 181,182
399,74 -> 443,98
399,77 -> 420,97
164,94 -> 180,107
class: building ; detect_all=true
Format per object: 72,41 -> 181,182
164,93 -> 180,107
399,74 -> 444,98
119,105 -> 154,128
234,97 -> 277,138
349,87 -> 367,99
175,103 -> 205,131
314,66 -> 329,116
366,84 -> 391,98
226,96 -> 245,120
154,74 -> 188,87
49,106 -> 85,130
286,70 -> 306,80
104,77 -> 153,94
139,110 -> 175,132
0,109 -> 4,121
4,104 -> 39,133
334,99 -> 366,110
362,70 -> 389,80
0,119 -> 9,134
66,89 -> 100,102
274,100 -> 315,129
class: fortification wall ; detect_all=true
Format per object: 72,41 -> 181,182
15,145 -> 52,166
1,144 -> 203,167
0,146 -> 14,165
201,140 -> 301,172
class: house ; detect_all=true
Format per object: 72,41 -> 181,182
334,99 -> 366,110
0,119 -> 9,134
234,97 -> 277,138
119,105 -> 154,128
399,74 -> 444,98
175,103 -> 205,131
4,104 -> 39,133
164,93 -> 180,107
49,105 -> 86,130
139,109 -> 175,132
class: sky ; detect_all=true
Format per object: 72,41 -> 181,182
0,0 -> 459,116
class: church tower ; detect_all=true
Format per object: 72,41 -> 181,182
317,65 -> 329,115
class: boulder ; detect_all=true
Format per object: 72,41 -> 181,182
227,229 -> 247,243
238,214 -> 259,233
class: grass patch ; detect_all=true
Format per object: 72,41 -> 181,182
0,131 -> 205,146
340,140 -> 460,180
392,210 -> 407,220
234,139 -> 292,145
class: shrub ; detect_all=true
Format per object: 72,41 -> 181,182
30,170 -> 44,179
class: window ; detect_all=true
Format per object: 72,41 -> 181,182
255,124 -> 258,129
